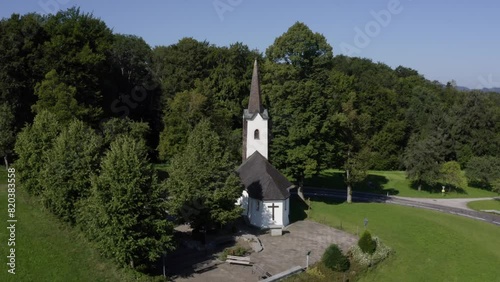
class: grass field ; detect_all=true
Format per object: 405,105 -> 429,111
305,169 -> 498,198
303,198 -> 500,281
467,199 -> 500,212
0,168 -> 162,282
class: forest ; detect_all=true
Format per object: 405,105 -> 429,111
1,8 -> 499,273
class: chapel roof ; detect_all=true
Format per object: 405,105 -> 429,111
237,151 -> 293,201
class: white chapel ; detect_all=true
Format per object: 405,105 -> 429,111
236,60 -> 294,229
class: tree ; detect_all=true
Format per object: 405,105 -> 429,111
40,120 -> 102,224
0,103 -> 15,169
100,117 -> 150,149
0,13 -> 48,129
266,79 -> 329,186
403,135 -> 442,191
439,161 -> 467,192
14,111 -> 61,195
165,120 -> 243,230
266,21 -> 332,79
42,7 -> 114,123
32,69 -> 89,123
152,38 -> 212,100
333,92 -> 371,203
465,156 -> 500,189
105,33 -> 161,129
158,90 -> 207,161
78,135 -> 173,269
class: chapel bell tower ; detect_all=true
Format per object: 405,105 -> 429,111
242,60 -> 269,161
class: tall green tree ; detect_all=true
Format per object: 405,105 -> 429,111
0,13 -> 48,129
439,161 -> 467,192
266,79 -> 328,186
14,111 -> 61,195
32,69 -> 89,123
165,120 -> 243,230
152,38 -> 212,100
158,90 -> 207,161
266,21 -> 332,79
41,120 -> 102,224
0,103 -> 15,169
42,7 -> 114,123
78,135 -> 173,269
332,92 -> 371,203
465,156 -> 500,189
403,135 -> 443,191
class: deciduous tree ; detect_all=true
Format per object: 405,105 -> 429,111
14,111 -> 61,195
41,120 -> 102,224
78,135 -> 173,269
439,161 -> 467,192
165,120 -> 243,230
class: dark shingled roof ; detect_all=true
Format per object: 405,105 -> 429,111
248,60 -> 264,114
237,151 -> 293,200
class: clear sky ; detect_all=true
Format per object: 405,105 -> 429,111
1,0 -> 499,89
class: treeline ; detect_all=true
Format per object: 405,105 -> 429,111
1,7 -> 500,273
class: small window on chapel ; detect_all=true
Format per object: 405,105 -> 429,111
256,201 -> 259,211
254,129 -> 260,140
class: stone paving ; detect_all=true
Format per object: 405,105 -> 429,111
173,220 -> 357,282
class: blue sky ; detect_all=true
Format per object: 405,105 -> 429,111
1,0 -> 499,88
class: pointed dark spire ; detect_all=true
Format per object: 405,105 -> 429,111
248,59 -> 263,114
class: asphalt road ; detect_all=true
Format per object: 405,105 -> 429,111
299,187 -> 500,226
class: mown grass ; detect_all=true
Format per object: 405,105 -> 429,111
467,199 -> 500,212
302,198 -> 500,282
305,169 -> 498,198
0,168 -> 164,282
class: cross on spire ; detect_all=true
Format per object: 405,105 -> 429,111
248,59 -> 263,114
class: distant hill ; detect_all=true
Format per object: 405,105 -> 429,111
454,86 -> 500,93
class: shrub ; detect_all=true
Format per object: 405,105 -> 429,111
358,230 -> 377,254
322,244 -> 350,272
350,236 -> 392,267
219,246 -> 250,261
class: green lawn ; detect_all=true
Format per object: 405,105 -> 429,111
467,199 -> 500,212
305,169 -> 498,198
305,199 -> 500,282
0,168 -> 162,282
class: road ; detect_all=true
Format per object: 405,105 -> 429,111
299,187 -> 500,226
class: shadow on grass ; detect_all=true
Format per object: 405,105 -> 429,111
467,181 -> 496,192
410,181 -> 467,194
305,171 -> 399,196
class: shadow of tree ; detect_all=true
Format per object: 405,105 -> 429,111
359,174 -> 398,195
305,171 -> 399,196
410,181 -> 468,194
467,180 -> 494,191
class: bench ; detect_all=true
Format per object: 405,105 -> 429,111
259,265 -> 304,282
226,255 -> 253,265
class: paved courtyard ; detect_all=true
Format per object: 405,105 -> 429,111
174,220 -> 357,282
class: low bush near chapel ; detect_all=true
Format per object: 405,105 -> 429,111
358,230 -> 377,254
350,236 -> 392,268
321,244 -> 350,272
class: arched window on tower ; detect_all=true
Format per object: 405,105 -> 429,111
254,129 -> 260,140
